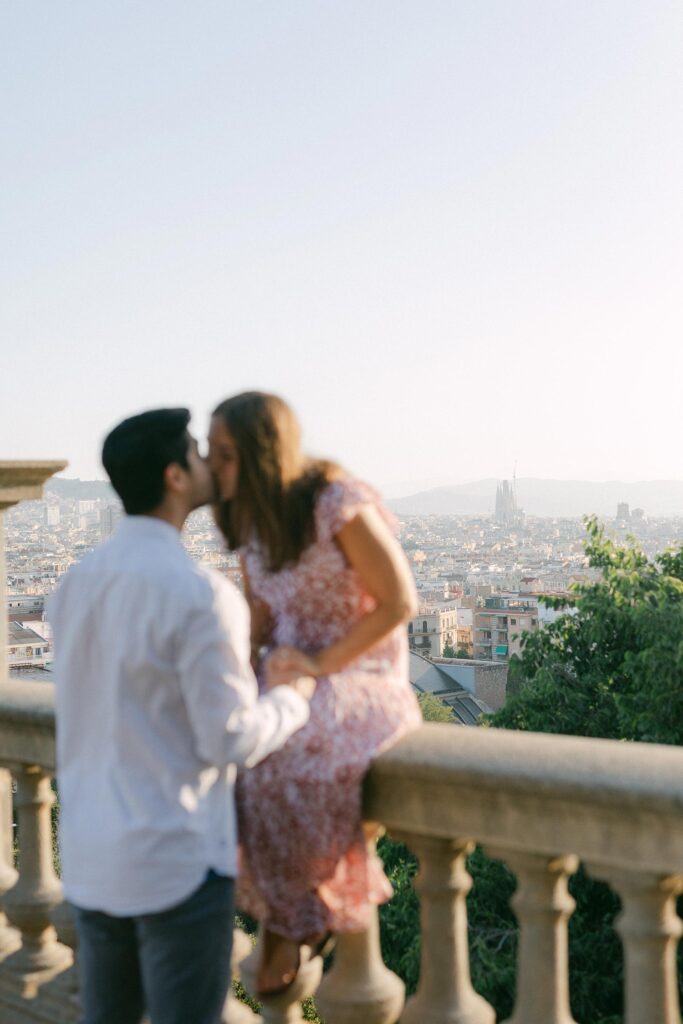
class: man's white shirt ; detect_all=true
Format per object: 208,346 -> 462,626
49,516 -> 309,916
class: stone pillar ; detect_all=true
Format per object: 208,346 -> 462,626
0,771 -> 20,957
0,460 -> 67,690
223,928 -> 260,1023
491,850 -> 578,1024
51,898 -> 80,998
602,868 -> 683,1024
316,905 -> 405,1024
4,766 -> 71,975
401,836 -> 495,1024
0,463 -> 66,962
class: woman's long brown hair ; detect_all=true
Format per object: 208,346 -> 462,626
212,391 -> 341,572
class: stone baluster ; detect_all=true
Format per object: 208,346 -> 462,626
3,766 -> 71,977
315,903 -> 405,1024
489,850 -> 578,1024
0,461 -> 67,969
0,768 -> 20,957
238,927 -> 323,1024
597,867 -> 683,1024
223,928 -> 260,1023
51,898 -> 80,1000
315,826 -> 405,1024
400,836 -> 495,1024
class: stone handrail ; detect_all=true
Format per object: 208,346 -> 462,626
1,683 -> 683,1022
366,725 -> 683,1024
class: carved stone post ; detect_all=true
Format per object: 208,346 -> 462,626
491,850 -> 578,1024
401,836 -> 495,1024
4,766 -> 71,975
0,769 -> 20,957
0,463 -> 68,971
316,904 -> 405,1024
601,868 -> 683,1024
239,927 -> 323,1024
223,928 -> 260,1023
51,898 -> 80,999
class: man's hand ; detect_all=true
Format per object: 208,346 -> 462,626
288,675 -> 317,701
267,646 -> 320,678
265,649 -> 317,700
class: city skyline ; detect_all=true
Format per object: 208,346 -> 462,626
2,2 -> 683,485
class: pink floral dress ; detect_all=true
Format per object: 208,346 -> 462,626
235,476 -> 422,941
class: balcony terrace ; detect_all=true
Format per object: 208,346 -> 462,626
1,463 -> 683,1023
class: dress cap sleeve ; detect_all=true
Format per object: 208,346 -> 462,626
315,476 -> 398,543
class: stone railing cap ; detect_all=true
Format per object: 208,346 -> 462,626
0,460 -> 68,486
371,723 -> 683,814
0,460 -> 68,508
0,678 -> 56,730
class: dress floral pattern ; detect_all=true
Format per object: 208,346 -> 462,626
235,476 -> 422,940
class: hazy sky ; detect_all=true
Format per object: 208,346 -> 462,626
2,2 -> 682,494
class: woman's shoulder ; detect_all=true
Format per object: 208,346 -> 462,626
315,471 -> 396,541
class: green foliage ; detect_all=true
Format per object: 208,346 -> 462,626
466,847 -> 518,1017
378,837 -> 421,993
442,642 -> 456,658
492,517 -> 683,744
417,691 -> 455,723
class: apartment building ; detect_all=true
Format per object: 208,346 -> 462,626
474,594 -> 540,662
408,606 -> 473,658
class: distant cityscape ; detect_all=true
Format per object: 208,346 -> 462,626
5,478 -> 683,717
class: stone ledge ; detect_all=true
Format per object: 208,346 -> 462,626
0,681 -> 56,770
364,724 -> 683,873
367,722 -> 683,813
0,463 -> 68,510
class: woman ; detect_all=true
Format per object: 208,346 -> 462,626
208,391 -> 422,997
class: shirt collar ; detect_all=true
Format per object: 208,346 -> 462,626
116,516 -> 185,546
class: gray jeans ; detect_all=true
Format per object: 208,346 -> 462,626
72,871 -> 235,1024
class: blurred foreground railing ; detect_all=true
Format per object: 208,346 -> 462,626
1,685 -> 683,1023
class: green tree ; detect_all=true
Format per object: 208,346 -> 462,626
416,691 -> 455,723
442,642 -> 456,658
493,518 -> 683,744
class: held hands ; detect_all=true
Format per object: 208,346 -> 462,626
265,647 -> 320,701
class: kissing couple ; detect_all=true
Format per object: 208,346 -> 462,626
51,391 -> 421,1024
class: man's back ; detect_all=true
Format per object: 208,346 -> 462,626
50,516 -> 307,915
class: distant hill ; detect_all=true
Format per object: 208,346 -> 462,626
47,478 -> 115,501
387,479 -> 683,518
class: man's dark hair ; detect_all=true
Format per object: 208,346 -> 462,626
102,408 -> 192,515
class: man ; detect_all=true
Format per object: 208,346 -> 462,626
50,408 -> 314,1024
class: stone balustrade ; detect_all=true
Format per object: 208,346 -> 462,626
1,687 -> 683,1023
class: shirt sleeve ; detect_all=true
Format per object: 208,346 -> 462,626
176,575 -> 310,769
315,476 -> 399,544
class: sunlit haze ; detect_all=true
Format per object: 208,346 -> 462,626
2,2 -> 682,495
